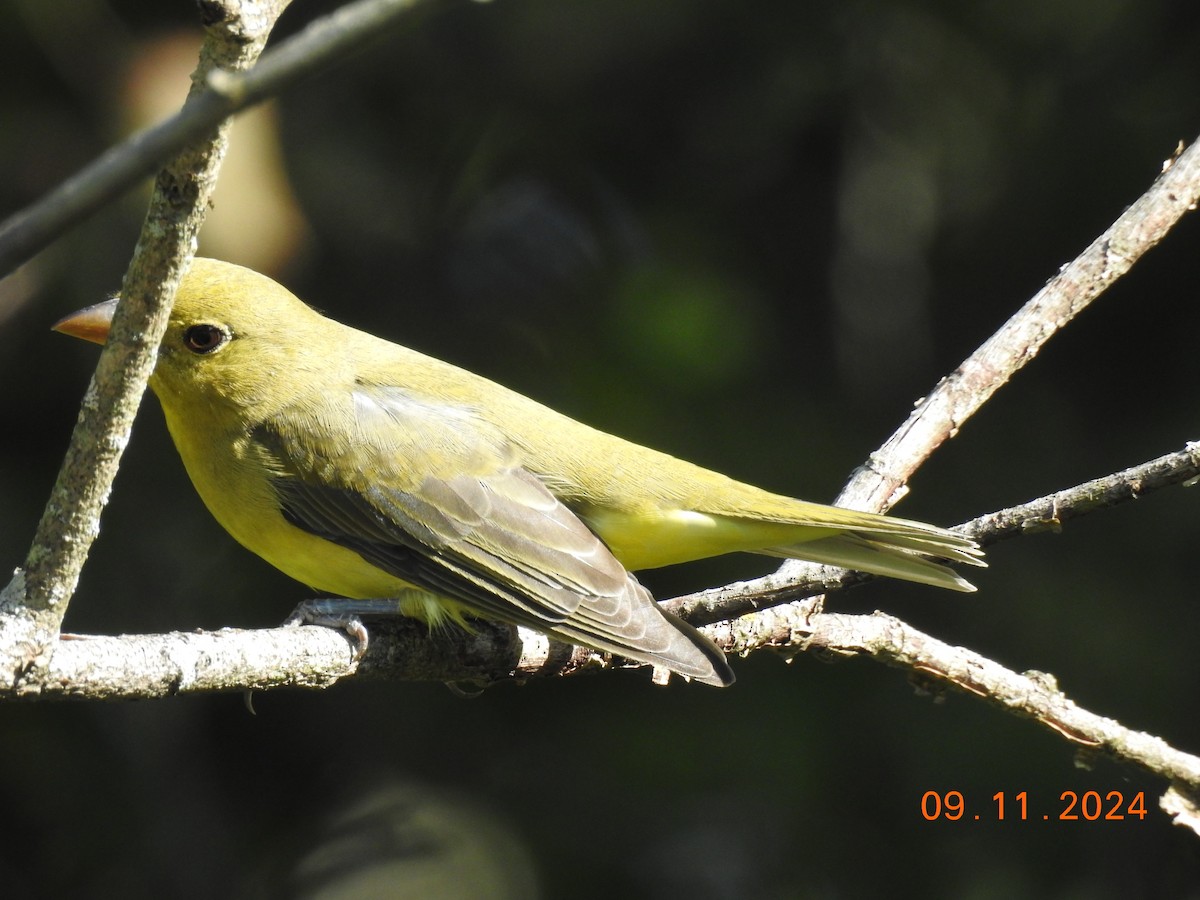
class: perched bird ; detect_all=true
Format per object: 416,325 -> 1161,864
54,259 -> 983,687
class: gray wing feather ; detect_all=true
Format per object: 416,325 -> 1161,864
258,385 -> 733,685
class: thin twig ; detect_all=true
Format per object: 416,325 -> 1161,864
961,440 -> 1200,543
0,0 -> 429,277
665,441 -> 1200,625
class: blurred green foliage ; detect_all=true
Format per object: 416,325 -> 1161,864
2,0 -> 1200,896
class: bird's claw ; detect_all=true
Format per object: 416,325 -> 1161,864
284,600 -> 371,662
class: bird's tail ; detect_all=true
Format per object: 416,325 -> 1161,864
763,523 -> 984,592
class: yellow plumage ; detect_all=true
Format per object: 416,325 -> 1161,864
54,258 -> 984,687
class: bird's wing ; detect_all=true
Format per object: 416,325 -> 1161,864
254,384 -> 731,685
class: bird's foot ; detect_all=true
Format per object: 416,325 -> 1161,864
284,599 -> 400,662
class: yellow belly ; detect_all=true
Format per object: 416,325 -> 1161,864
165,412 -> 468,626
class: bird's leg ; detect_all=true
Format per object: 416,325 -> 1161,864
284,598 -> 404,661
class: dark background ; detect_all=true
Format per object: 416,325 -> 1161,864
2,0 -> 1199,896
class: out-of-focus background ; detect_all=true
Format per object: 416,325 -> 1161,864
3,0 -> 1200,896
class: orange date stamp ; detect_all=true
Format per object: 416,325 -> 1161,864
921,790 -> 1147,822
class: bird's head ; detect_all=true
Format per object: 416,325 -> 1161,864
53,258 -> 339,415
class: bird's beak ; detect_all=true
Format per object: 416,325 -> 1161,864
52,297 -> 118,345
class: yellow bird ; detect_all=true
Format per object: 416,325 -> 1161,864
54,259 -> 983,687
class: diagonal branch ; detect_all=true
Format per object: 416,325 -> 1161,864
733,135 -> 1200,655
830,140 -> 1200,517
0,0 -> 431,276
0,0 -> 439,685
0,0 -> 292,678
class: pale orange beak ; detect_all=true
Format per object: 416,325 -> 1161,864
52,297 -> 118,345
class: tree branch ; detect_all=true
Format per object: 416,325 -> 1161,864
7,619 -> 580,701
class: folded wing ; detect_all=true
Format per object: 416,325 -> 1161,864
256,384 -> 733,686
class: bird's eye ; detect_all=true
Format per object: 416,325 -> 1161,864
183,324 -> 228,354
